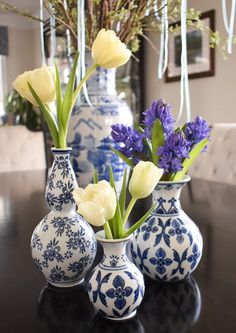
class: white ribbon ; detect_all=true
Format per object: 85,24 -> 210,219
153,0 -> 161,20
40,0 -> 46,65
78,0 -> 93,107
50,15 -> 56,64
176,0 -> 191,123
222,0 -> 236,54
158,0 -> 168,79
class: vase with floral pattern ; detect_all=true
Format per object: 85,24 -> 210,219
131,176 -> 203,282
87,231 -> 145,321
31,148 -> 97,287
67,52 -> 133,191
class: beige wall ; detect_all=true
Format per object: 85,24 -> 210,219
0,14 -> 41,93
144,0 -> 236,124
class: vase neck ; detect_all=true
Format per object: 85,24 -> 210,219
45,148 -> 78,212
84,52 -> 116,95
99,238 -> 130,270
152,182 -> 187,216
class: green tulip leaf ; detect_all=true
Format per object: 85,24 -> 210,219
171,138 -> 209,181
108,166 -> 123,238
28,83 -> 59,148
151,119 -> 165,165
93,170 -> 98,184
61,52 -> 79,130
123,203 -> 156,238
119,168 -> 127,218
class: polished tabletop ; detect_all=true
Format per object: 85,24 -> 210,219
0,170 -> 236,333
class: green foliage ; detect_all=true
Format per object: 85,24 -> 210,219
4,90 -> 42,131
151,119 -> 165,165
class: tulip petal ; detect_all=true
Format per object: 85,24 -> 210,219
77,201 -> 106,226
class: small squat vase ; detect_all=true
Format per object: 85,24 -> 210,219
31,148 -> 97,287
131,176 -> 203,282
87,231 -> 145,321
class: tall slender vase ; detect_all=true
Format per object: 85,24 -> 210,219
31,148 -> 97,287
87,231 -> 145,321
131,176 -> 203,282
67,54 -> 133,190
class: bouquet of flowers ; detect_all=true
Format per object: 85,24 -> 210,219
73,161 -> 163,239
111,98 -> 211,181
12,29 -> 131,148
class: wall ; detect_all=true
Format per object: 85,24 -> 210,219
144,0 -> 236,124
0,14 -> 41,93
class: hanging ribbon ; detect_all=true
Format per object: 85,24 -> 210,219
158,0 -> 168,79
77,0 -> 93,107
40,0 -> 46,65
153,0 -> 161,21
176,0 -> 191,123
50,15 -> 56,65
222,0 -> 236,54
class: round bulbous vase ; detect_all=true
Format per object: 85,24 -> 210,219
131,176 -> 203,282
31,148 -> 97,287
67,54 -> 133,191
87,231 -> 145,321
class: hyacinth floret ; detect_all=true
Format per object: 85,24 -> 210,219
184,115 -> 211,147
143,98 -> 175,137
111,124 -> 144,161
157,131 -> 191,174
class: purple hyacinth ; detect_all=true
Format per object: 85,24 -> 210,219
143,99 -> 175,137
111,124 -> 144,162
184,116 -> 210,147
157,131 -> 191,173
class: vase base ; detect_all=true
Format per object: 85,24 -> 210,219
48,278 -> 85,288
106,310 -> 137,321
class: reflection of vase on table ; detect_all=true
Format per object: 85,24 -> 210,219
67,58 -> 133,189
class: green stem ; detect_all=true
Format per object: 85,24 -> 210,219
104,221 -> 113,239
123,197 -> 137,228
72,63 -> 98,106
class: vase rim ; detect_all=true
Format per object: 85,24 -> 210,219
51,147 -> 72,154
158,175 -> 191,185
95,230 -> 133,243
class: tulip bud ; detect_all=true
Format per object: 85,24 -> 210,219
129,161 -> 164,199
13,66 -> 55,106
92,29 -> 131,68
73,180 -> 117,226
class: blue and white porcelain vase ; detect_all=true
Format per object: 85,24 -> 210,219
131,176 -> 203,282
87,231 -> 145,321
67,53 -> 133,190
31,148 -> 97,287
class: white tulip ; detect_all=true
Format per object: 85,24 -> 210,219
92,29 -> 131,68
129,161 -> 164,199
73,180 -> 117,227
13,66 -> 55,106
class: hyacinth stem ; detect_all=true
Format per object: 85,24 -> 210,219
123,197 -> 137,228
104,221 -> 113,239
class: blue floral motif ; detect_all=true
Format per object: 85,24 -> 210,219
130,242 -> 150,273
168,218 -> 187,244
149,248 -> 173,275
67,255 -> 90,276
154,197 -> 167,214
43,238 -> 63,263
64,250 -> 73,259
33,258 -> 42,271
50,216 -> 76,236
92,270 -> 111,307
53,156 -> 70,178
141,216 -> 158,241
56,180 -> 63,189
187,244 -> 201,269
48,172 -> 55,191
106,275 -> 133,310
124,271 -> 144,303
154,218 -> 171,247
172,248 -> 188,275
109,255 -> 119,267
46,192 -> 57,207
31,234 -> 43,251
66,227 -> 90,253
42,224 -> 48,232
167,198 -> 179,214
50,265 -> 66,282
56,181 -> 75,210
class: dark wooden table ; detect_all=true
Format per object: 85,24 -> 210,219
0,170 -> 236,333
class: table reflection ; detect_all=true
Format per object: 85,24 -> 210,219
139,276 -> 201,333
38,284 -> 94,333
